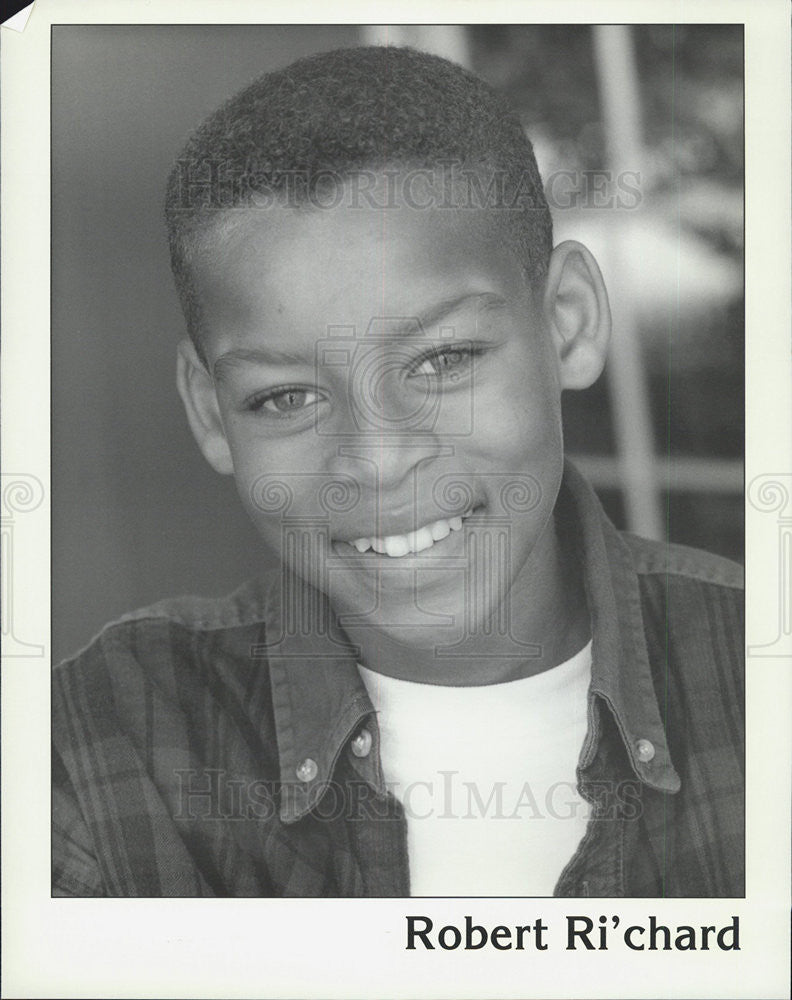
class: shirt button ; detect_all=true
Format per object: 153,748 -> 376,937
350,727 -> 372,758
636,739 -> 656,763
296,758 -> 318,782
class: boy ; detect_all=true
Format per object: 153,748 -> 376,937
52,45 -> 744,897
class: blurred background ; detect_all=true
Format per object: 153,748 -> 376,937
52,24 -> 744,663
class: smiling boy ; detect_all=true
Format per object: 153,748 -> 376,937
52,45 -> 744,897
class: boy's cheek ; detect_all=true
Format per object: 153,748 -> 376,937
230,449 -> 343,555
471,382 -> 561,459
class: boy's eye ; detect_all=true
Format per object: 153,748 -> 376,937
247,387 -> 321,416
409,345 -> 479,378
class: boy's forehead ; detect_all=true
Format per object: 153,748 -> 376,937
191,176 -> 527,354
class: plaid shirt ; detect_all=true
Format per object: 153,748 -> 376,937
52,462 -> 744,897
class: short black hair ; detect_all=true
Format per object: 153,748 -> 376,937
164,45 -> 553,361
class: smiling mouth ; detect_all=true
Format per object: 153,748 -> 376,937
345,508 -> 476,558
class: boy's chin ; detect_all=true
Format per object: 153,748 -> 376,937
327,572 -> 503,648
336,614 -> 471,655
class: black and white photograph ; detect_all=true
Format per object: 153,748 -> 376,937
2,4 -> 791,999
51,21 -> 745,901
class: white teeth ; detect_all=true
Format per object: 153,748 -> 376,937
348,509 -> 477,558
408,526 -> 435,552
429,520 -> 451,541
384,536 -> 410,558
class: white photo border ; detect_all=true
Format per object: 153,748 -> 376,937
2,1 -> 790,998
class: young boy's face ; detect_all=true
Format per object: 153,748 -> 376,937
183,173 -> 584,650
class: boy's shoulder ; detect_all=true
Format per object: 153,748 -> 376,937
619,531 -> 744,591
114,577 -> 273,632
52,576 -> 281,760
54,575 -> 275,673
561,459 -> 742,593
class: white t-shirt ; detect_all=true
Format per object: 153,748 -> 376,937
357,642 -> 592,896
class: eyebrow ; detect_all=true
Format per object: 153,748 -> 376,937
385,291 -> 507,336
213,345 -> 313,382
212,291 -> 505,382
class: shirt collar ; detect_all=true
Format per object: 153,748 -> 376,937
264,459 -> 680,824
558,460 -> 680,794
263,572 -> 380,823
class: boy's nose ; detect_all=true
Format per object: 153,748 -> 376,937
329,437 -> 452,496
323,355 -> 448,491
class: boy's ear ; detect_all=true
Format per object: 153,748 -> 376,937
176,339 -> 234,475
543,240 -> 611,390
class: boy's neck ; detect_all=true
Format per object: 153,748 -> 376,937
336,518 -> 591,687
